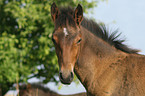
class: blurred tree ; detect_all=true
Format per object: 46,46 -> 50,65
0,0 -> 102,95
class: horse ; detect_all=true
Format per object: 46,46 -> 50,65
51,2 -> 145,96
19,83 -> 86,96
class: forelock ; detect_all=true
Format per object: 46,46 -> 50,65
55,7 -> 76,28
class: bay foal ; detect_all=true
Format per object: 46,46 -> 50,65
51,3 -> 145,96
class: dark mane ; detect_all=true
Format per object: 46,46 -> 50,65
81,19 -> 139,54
58,7 -> 139,54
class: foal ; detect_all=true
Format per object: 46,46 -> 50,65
51,3 -> 145,96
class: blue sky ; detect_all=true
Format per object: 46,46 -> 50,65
29,0 -> 145,95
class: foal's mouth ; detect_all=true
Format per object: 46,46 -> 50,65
60,79 -> 73,85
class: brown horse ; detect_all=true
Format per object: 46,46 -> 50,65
19,83 -> 86,96
51,2 -> 145,96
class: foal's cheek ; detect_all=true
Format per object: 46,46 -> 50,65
72,46 -> 79,60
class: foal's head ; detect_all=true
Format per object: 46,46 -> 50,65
51,3 -> 83,84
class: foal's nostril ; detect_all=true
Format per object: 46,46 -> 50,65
71,72 -> 74,79
59,72 -> 63,80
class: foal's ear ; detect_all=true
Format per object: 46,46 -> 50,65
74,4 -> 83,26
51,2 -> 60,22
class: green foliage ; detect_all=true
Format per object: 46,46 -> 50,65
0,0 -> 101,95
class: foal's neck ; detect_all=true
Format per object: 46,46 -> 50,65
74,26 -> 127,94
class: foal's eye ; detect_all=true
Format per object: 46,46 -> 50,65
77,38 -> 82,44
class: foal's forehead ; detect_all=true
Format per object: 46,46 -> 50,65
54,13 -> 78,36
63,27 -> 68,36
54,26 -> 78,36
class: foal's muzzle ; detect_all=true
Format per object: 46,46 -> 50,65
59,71 -> 74,85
